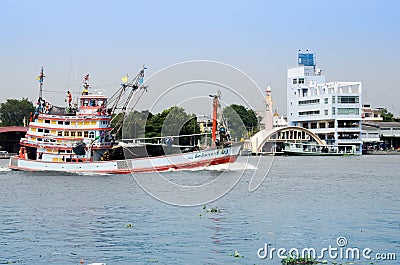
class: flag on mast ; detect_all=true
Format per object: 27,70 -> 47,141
36,67 -> 45,83
83,74 -> 89,82
121,75 -> 128,83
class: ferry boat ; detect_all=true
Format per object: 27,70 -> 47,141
8,67 -> 241,174
282,142 -> 356,156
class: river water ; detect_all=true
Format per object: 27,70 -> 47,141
0,155 -> 399,265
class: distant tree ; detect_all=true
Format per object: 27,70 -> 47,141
380,108 -> 395,122
122,110 -> 152,139
0,98 -> 35,126
223,104 -> 259,139
145,106 -> 200,145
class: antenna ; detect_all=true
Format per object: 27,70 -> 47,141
37,66 -> 45,100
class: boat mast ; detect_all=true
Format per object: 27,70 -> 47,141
210,93 -> 219,147
37,66 -> 45,99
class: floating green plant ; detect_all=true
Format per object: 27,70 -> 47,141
228,250 -> 244,258
281,255 -> 317,264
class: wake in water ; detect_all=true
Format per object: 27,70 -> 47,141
0,166 -> 11,172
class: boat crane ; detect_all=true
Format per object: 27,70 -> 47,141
107,66 -> 148,134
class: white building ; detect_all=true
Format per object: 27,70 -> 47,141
287,52 -> 362,153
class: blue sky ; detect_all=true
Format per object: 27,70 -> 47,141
1,0 -> 399,115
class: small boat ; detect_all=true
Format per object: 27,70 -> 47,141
8,67 -> 241,174
282,142 -> 356,156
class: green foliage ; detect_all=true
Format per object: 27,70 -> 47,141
223,104 -> 259,139
122,110 -> 152,139
380,108 -> 395,122
0,98 -> 35,126
145,106 -> 200,145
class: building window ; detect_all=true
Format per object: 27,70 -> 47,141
324,98 -> 328,104
298,78 -> 305,84
299,110 -> 320,116
293,78 -> 297,84
337,108 -> 360,115
332,96 -> 335,103
337,96 -> 359,103
324,109 -> 328,115
332,107 -> 336,115
298,99 -> 320,105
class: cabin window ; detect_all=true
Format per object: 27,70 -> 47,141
57,131 -> 62,136
45,120 -> 50,124
71,132 -> 76,137
101,121 -> 108,125
89,131 -> 95,138
44,129 -> 50,134
64,131 -> 70,137
83,100 -> 89,106
90,99 -> 96,106
91,121 -> 97,125
78,131 -> 83,137
38,128 -> 43,133
84,131 -> 88,137
64,121 -> 70,125
58,120 -> 63,125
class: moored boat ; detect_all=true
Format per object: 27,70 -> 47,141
282,142 -> 356,156
8,67 -> 241,174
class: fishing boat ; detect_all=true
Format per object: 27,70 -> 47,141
8,67 -> 241,174
282,142 -> 356,156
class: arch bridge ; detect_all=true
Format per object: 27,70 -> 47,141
249,126 -> 324,154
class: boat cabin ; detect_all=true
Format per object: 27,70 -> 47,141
79,95 -> 108,116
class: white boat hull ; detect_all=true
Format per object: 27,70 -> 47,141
9,145 -> 241,174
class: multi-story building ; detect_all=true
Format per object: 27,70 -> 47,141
287,52 -> 363,153
362,104 -> 383,122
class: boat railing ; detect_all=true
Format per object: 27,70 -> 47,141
122,132 -> 212,145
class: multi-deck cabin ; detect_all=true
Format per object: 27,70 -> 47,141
19,94 -> 114,163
